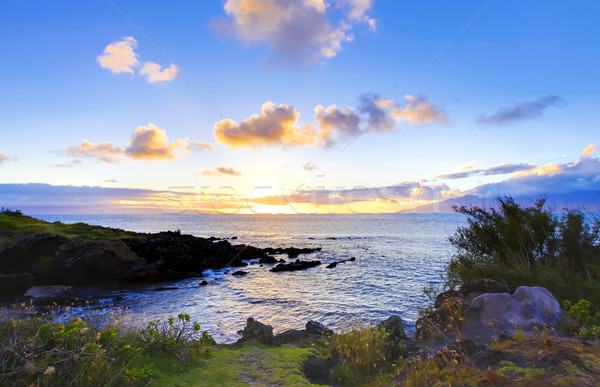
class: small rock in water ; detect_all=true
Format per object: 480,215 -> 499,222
326,262 -> 337,269
199,280 -> 209,286
231,270 -> 248,276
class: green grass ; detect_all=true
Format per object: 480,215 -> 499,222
0,209 -> 137,244
156,340 -> 321,386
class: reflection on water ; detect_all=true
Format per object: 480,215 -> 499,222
35,214 -> 466,342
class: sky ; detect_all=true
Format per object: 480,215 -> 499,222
0,0 -> 599,214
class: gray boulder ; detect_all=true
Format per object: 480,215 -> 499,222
468,286 -> 562,333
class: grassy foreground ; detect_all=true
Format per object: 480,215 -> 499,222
0,209 -> 137,244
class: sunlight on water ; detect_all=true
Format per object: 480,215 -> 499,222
35,214 -> 466,342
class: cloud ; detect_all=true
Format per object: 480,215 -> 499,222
97,36 -> 139,74
214,101 -> 318,148
314,104 -> 361,145
104,179 -> 118,183
359,94 -> 449,131
98,37 -> 178,84
200,166 -> 242,176
392,95 -> 450,126
343,0 -> 377,30
125,124 -> 184,161
64,140 -> 124,163
472,148 -> 600,197
436,162 -> 536,180
215,94 -> 448,148
51,160 -> 82,168
0,151 -> 17,164
215,0 -> 375,66
303,160 -> 317,171
181,140 -> 216,154
139,62 -> 178,83
65,124 -> 212,163
477,95 -> 562,125
581,144 -> 598,158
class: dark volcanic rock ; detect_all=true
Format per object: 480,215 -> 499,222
273,329 -> 307,346
0,273 -> 35,297
0,233 -> 145,284
306,320 -> 334,336
231,270 -> 248,276
199,280 -> 209,286
238,317 -> 273,345
459,278 -> 509,302
258,255 -> 279,264
325,257 -> 356,269
270,260 -> 322,272
261,247 -> 321,258
378,315 -> 407,341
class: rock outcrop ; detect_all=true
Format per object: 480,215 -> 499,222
270,260 -> 322,272
238,317 -> 274,345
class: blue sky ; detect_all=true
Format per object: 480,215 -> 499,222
1,0 -> 599,214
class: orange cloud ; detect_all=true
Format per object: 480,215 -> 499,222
581,144 -> 598,158
392,95 -> 450,126
199,166 -> 242,176
65,124 -> 213,163
214,102 -> 318,148
97,36 -> 139,74
64,140 -> 124,163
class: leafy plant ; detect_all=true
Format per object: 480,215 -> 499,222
563,299 -> 600,339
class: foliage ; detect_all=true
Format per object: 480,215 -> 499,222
563,299 -> 600,339
0,304 -> 214,386
140,313 -> 214,360
327,322 -> 403,386
446,196 -> 600,310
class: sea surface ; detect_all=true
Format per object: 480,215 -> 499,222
34,214 -> 466,342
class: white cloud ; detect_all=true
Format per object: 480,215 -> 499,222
139,62 -> 178,83
97,36 -> 139,74
303,160 -> 317,171
217,0 -> 375,66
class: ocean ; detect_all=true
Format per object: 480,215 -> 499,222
34,213 -> 466,342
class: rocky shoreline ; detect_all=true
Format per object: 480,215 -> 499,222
0,227 -> 323,299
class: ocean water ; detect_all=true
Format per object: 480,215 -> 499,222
34,214 -> 466,342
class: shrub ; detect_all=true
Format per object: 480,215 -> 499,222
562,299 -> 600,339
0,304 -> 214,386
328,322 -> 403,386
446,196 -> 600,310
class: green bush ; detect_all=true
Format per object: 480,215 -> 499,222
446,196 -> 600,311
328,322 -> 403,386
0,305 -> 214,386
563,299 -> 600,339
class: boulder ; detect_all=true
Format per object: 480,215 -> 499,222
239,317 -> 273,345
306,320 -> 334,336
0,273 -> 35,297
378,315 -> 406,341
24,285 -> 72,298
468,286 -> 562,332
459,278 -> 509,302
231,270 -> 248,276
